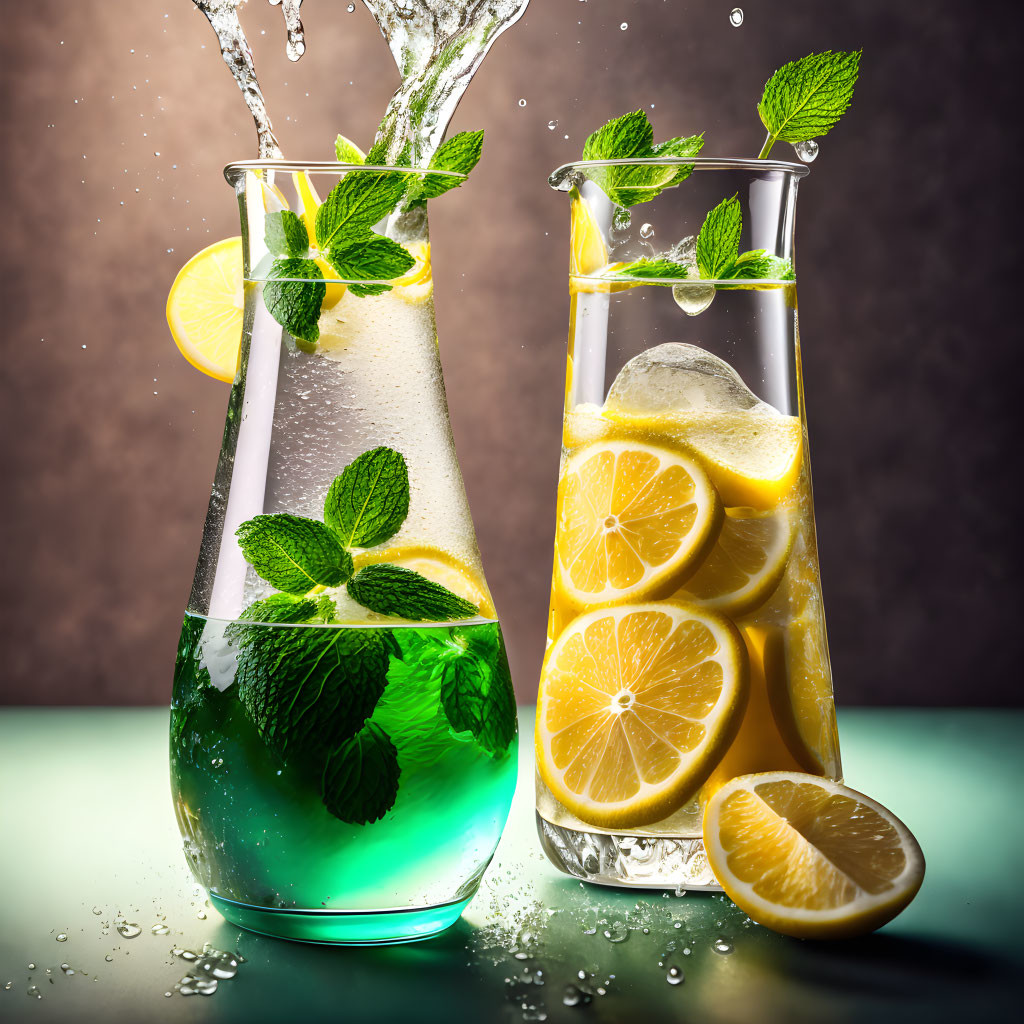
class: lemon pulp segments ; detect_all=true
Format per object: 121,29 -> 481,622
703,772 -> 925,939
536,602 -> 749,829
556,440 -> 722,606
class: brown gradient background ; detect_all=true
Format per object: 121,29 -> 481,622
1,1 -> 1020,706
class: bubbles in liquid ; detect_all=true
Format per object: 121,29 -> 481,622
793,139 -> 819,162
672,281 -> 716,316
639,223 -> 654,239
729,8 -> 744,26
666,965 -> 684,985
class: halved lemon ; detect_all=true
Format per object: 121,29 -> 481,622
166,237 -> 244,383
354,545 -> 495,619
703,772 -> 925,939
763,612 -> 841,776
536,601 -> 749,828
679,506 -> 794,616
555,440 -> 722,606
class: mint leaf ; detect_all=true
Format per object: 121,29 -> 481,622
347,564 -> 478,621
722,250 -> 794,281
696,195 -> 742,280
239,592 -> 318,624
334,134 -> 366,165
324,446 -> 410,548
314,169 -> 410,250
264,210 -> 309,258
263,258 -> 325,344
325,236 -> 415,288
315,594 -> 337,622
581,111 -> 704,206
233,624 -> 391,764
438,630 -> 517,755
321,722 -> 400,824
406,130 -> 483,207
607,257 -> 690,283
758,50 -> 861,155
236,513 -> 354,595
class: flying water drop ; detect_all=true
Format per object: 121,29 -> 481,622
639,223 -> 654,239
729,8 -> 744,27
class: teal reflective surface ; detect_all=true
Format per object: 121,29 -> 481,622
0,707 -> 1020,1022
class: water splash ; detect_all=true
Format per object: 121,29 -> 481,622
189,1 -> 283,158
365,0 -> 532,165
268,0 -> 306,61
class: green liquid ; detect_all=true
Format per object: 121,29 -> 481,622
170,613 -> 517,923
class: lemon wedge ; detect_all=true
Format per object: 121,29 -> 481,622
536,601 -> 749,828
166,237 -> 244,383
704,771 -> 925,938
555,439 -> 722,606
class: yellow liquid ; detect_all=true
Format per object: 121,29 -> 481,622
537,379 -> 841,837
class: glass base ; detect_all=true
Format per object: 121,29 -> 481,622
208,892 -> 472,945
536,812 -> 722,891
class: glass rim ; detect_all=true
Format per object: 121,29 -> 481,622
223,160 -> 466,185
551,155 -> 810,179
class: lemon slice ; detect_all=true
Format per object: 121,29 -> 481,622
570,193 -> 608,276
763,612 -> 841,776
292,171 -> 347,310
703,772 -> 925,938
393,240 -> 434,304
537,601 -> 749,828
354,545 -> 495,619
679,506 -> 794,616
556,440 -> 722,606
166,237 -> 244,383
604,409 -> 803,509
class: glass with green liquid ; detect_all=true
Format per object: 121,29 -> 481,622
169,164 -> 517,945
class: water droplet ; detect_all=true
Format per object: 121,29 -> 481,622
104,956 -> 113,963
672,281 -> 716,316
547,120 -> 558,131
580,909 -> 598,935
151,923 -> 170,935
347,2 -> 355,10
60,964 -> 74,976
4,981 -> 12,990
793,139 -> 819,162
639,222 -> 654,239
673,921 -> 682,929
729,8 -> 744,27
27,986 -> 41,999
713,938 -> 733,954
164,991 -> 173,997
116,921 -> 141,939
210,758 -> 224,769
518,98 -> 527,107
602,919 -> 629,943
620,22 -> 628,31
27,964 -> 35,971
92,907 -> 103,916
562,983 -> 590,1006
56,934 -> 67,942
666,965 -> 684,985
196,910 -> 207,920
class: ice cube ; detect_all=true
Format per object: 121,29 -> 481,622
605,343 -> 771,414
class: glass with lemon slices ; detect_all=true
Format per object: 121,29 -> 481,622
536,158 -> 847,893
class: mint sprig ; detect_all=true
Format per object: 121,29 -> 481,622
404,130 -> 483,208
262,259 -> 325,345
321,722 -> 400,824
693,195 -> 794,283
264,210 -> 310,258
324,236 -> 415,297
603,257 -> 690,284
235,445 -> 483,622
757,50 -> 861,158
334,134 -> 366,165
581,110 -> 704,207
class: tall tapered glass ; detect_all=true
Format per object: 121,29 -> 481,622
170,162 -> 517,945
535,158 -> 840,890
